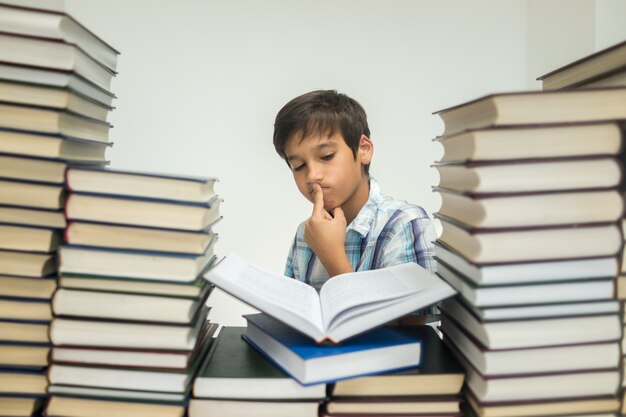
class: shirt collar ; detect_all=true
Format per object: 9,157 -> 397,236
347,177 -> 382,237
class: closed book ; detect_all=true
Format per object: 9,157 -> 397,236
0,103 -> 110,143
66,167 -> 218,204
65,221 -> 217,255
188,399 -> 319,417
436,260 -> 615,307
0,80 -> 112,121
434,87 -> 626,136
0,224 -> 62,253
436,121 -> 623,162
0,179 -> 64,209
0,249 -> 56,277
0,297 -> 51,322
332,325 -> 464,397
0,320 -> 49,344
0,368 -> 47,395
461,299 -> 619,321
438,218 -> 622,264
243,313 -> 423,386
51,322 -> 217,370
0,275 -> 57,300
64,193 -> 221,231
325,396 -> 461,415
46,396 -> 185,417
50,308 -> 210,350
0,154 -> 66,184
0,62 -> 115,107
0,3 -> 119,70
58,242 -> 216,282
0,343 -> 49,368
434,242 -> 619,285
436,188 -> 623,229
466,392 -> 620,417
0,205 -> 65,229
0,32 -> 115,91
434,157 -> 621,193
0,129 -> 108,162
440,297 -> 621,350
538,39 -> 626,90
441,317 -> 621,376
0,397 -> 43,417
52,286 -> 211,324
193,326 -> 326,400
48,385 -> 187,403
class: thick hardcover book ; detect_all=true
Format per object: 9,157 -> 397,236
434,157 -> 622,194
440,297 -> 621,350
50,307 -> 210,350
437,218 -> 622,264
0,32 -> 115,91
0,224 -> 62,253
243,313 -> 423,386
0,153 -> 66,184
0,396 -> 43,417
0,103 -> 111,143
205,254 -> 455,343
434,241 -> 619,286
193,326 -> 326,400
46,396 -> 185,417
325,396 -> 462,415
0,320 -> 49,344
436,260 -> 615,307
435,121 -> 623,162
538,39 -> 626,90
0,179 -> 64,210
0,205 -> 65,229
436,187 -> 623,229
0,296 -> 51,322
188,399 -> 320,417
58,242 -> 217,282
332,325 -> 464,397
0,128 -> 109,163
0,343 -> 49,368
65,221 -> 217,255
440,317 -> 620,376
65,167 -> 218,204
0,275 -> 56,300
0,249 -> 56,277
0,368 -> 47,395
433,87 -> 626,136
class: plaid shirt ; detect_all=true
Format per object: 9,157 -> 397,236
284,178 -> 438,317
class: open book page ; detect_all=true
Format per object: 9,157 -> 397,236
204,254 -> 324,336
319,263 -> 425,329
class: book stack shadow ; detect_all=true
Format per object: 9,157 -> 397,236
431,88 -> 626,417
46,168 -> 221,417
0,3 -> 118,416
539,38 -> 626,416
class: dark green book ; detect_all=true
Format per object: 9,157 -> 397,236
331,325 -> 465,397
192,327 -> 326,400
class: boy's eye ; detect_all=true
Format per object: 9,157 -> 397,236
321,153 -> 335,161
293,164 -> 305,172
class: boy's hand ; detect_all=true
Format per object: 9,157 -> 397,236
304,184 -> 353,276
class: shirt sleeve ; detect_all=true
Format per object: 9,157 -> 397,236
380,215 -> 439,318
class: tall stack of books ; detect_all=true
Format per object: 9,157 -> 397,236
0,3 -> 118,416
46,168 -> 221,417
431,88 -> 626,417
324,325 -> 465,417
539,38 -> 626,416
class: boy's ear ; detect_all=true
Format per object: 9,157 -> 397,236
358,134 -> 373,165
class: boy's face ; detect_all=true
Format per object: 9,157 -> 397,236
284,131 -> 373,214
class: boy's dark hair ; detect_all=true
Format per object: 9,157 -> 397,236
273,90 -> 371,174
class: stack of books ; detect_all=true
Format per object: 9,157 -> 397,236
539,38 -> 626,415
190,327 -> 326,417
324,325 -> 465,417
0,3 -> 118,416
431,88 -> 626,417
47,168 -> 221,417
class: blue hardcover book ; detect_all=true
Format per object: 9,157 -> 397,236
243,313 -> 423,386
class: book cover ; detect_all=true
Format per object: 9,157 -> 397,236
243,313 -> 423,386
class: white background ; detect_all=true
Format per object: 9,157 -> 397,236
64,0 -> 626,325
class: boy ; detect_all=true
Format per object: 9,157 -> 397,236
273,90 -> 438,323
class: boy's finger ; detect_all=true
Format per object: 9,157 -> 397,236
311,184 -> 325,216
332,206 -> 346,222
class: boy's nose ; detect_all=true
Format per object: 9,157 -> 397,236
306,164 -> 323,183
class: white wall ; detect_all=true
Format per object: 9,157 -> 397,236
65,0 -> 612,326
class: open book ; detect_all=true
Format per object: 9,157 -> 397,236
204,254 -> 456,343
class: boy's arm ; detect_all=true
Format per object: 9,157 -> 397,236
303,184 -> 353,276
